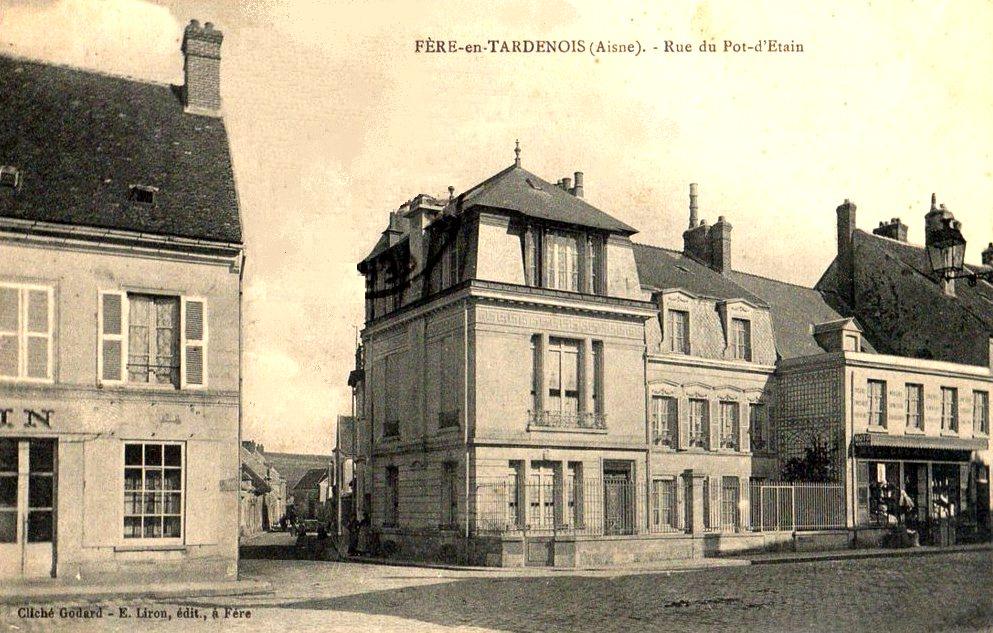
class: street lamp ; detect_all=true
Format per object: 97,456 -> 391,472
925,206 -> 992,287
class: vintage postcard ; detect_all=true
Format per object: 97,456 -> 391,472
0,1 -> 991,631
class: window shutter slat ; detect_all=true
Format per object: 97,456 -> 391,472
181,297 -> 207,389
99,291 -> 127,384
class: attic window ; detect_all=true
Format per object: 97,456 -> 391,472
525,178 -> 542,190
0,166 -> 21,190
129,184 -> 158,204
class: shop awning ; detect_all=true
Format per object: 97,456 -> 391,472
854,432 -> 988,452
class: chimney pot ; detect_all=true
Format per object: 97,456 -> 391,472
982,242 -> 993,267
873,217 -> 908,242
689,183 -> 699,229
562,177 -> 572,192
573,171 -> 584,198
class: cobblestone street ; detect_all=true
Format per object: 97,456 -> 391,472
3,533 -> 992,632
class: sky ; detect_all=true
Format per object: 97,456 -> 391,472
1,0 -> 991,454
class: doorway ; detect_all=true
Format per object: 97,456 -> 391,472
0,438 -> 56,579
603,461 -> 634,536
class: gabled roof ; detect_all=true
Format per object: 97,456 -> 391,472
457,164 -> 637,234
632,243 -> 766,305
0,55 -> 242,243
264,451 -> 332,491
293,467 -> 330,491
729,269 -> 875,359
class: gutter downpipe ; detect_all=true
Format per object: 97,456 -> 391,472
463,299 -> 471,560
849,366 -> 857,542
237,250 -> 246,580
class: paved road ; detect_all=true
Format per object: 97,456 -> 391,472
3,533 -> 991,632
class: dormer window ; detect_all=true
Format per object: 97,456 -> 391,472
0,166 -> 21,190
128,184 -> 158,204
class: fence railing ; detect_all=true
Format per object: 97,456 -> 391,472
750,482 -> 846,531
527,410 -> 607,431
473,478 -> 847,536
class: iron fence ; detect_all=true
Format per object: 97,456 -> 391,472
750,482 -> 846,531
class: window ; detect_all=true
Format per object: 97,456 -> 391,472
438,336 -> 460,429
591,340 -> 604,415
941,387 -> 958,432
547,338 -> 580,415
905,384 -> 924,430
507,461 -> 523,528
651,478 -> 678,532
652,396 -> 678,447
383,354 -> 401,438
128,184 -> 158,204
439,462 -> 458,528
844,334 -> 860,352
749,403 -> 768,452
868,380 -> 887,428
528,462 -> 557,529
440,230 -> 460,289
689,399 -> 708,448
0,165 -> 21,190
544,230 -> 580,291
719,401 -> 740,450
124,443 -> 183,540
669,310 -> 689,354
99,293 -> 206,389
588,235 -> 606,295
721,477 -> 740,530
565,462 -> 583,527
128,294 -> 180,386
974,391 -> 989,435
730,318 -> 752,361
0,283 -> 53,381
384,466 -> 399,526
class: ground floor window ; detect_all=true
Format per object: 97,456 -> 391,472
124,442 -> 183,539
651,478 -> 678,532
528,462 -> 557,529
439,462 -> 458,528
384,466 -> 399,527
721,477 -> 740,530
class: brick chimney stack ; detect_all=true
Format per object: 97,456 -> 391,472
872,218 -> 908,242
982,243 -> 993,267
182,20 -> 224,116
572,172 -> 584,198
709,216 -> 732,275
836,199 -> 857,307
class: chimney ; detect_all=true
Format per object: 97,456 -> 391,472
689,183 -> 699,229
562,177 -> 572,193
182,20 -> 224,116
683,218 -> 710,266
572,172 -> 584,198
872,218 -> 908,242
708,216 -> 732,274
982,243 -> 993,267
836,199 -> 857,307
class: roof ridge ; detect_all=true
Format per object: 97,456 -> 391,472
0,52 -> 173,90
729,268 -> 820,292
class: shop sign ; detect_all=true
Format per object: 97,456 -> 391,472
0,408 -> 54,428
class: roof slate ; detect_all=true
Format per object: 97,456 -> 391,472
293,467 -> 330,492
458,164 -> 637,234
728,269 -> 876,359
0,56 -> 242,243
632,242 -> 766,305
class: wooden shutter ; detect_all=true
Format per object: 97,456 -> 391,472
98,291 -> 127,384
82,438 -> 121,546
181,296 -> 207,389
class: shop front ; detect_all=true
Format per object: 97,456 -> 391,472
853,433 -> 990,545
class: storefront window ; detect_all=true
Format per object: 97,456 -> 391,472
124,442 -> 183,539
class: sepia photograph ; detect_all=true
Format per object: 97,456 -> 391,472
0,1 -> 991,631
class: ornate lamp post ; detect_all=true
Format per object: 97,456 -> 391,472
925,196 -> 992,287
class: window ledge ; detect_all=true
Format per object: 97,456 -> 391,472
904,428 -> 926,435
940,430 -> 960,437
436,426 -> 460,435
114,543 -> 187,552
866,425 -> 888,433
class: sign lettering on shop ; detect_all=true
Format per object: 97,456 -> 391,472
0,409 -> 54,428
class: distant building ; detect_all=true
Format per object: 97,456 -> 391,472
0,19 -> 244,583
349,148 -> 991,566
293,468 -> 331,521
240,441 -> 286,536
264,451 -> 333,511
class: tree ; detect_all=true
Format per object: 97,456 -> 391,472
780,436 -> 836,482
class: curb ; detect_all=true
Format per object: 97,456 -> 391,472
0,580 -> 273,606
750,543 -> 993,566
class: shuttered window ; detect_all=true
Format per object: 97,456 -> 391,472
0,283 -> 53,381
99,292 -> 207,389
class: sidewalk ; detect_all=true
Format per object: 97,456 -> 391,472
0,578 -> 272,605
748,541 -> 993,565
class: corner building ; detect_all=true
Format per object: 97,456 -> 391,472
0,20 -> 243,582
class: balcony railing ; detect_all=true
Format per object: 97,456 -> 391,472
652,428 -> 675,448
528,410 -> 607,430
688,431 -> 708,448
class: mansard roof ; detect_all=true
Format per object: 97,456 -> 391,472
0,55 -> 242,243
455,164 -> 638,235
729,270 -> 876,359
632,243 -> 765,305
